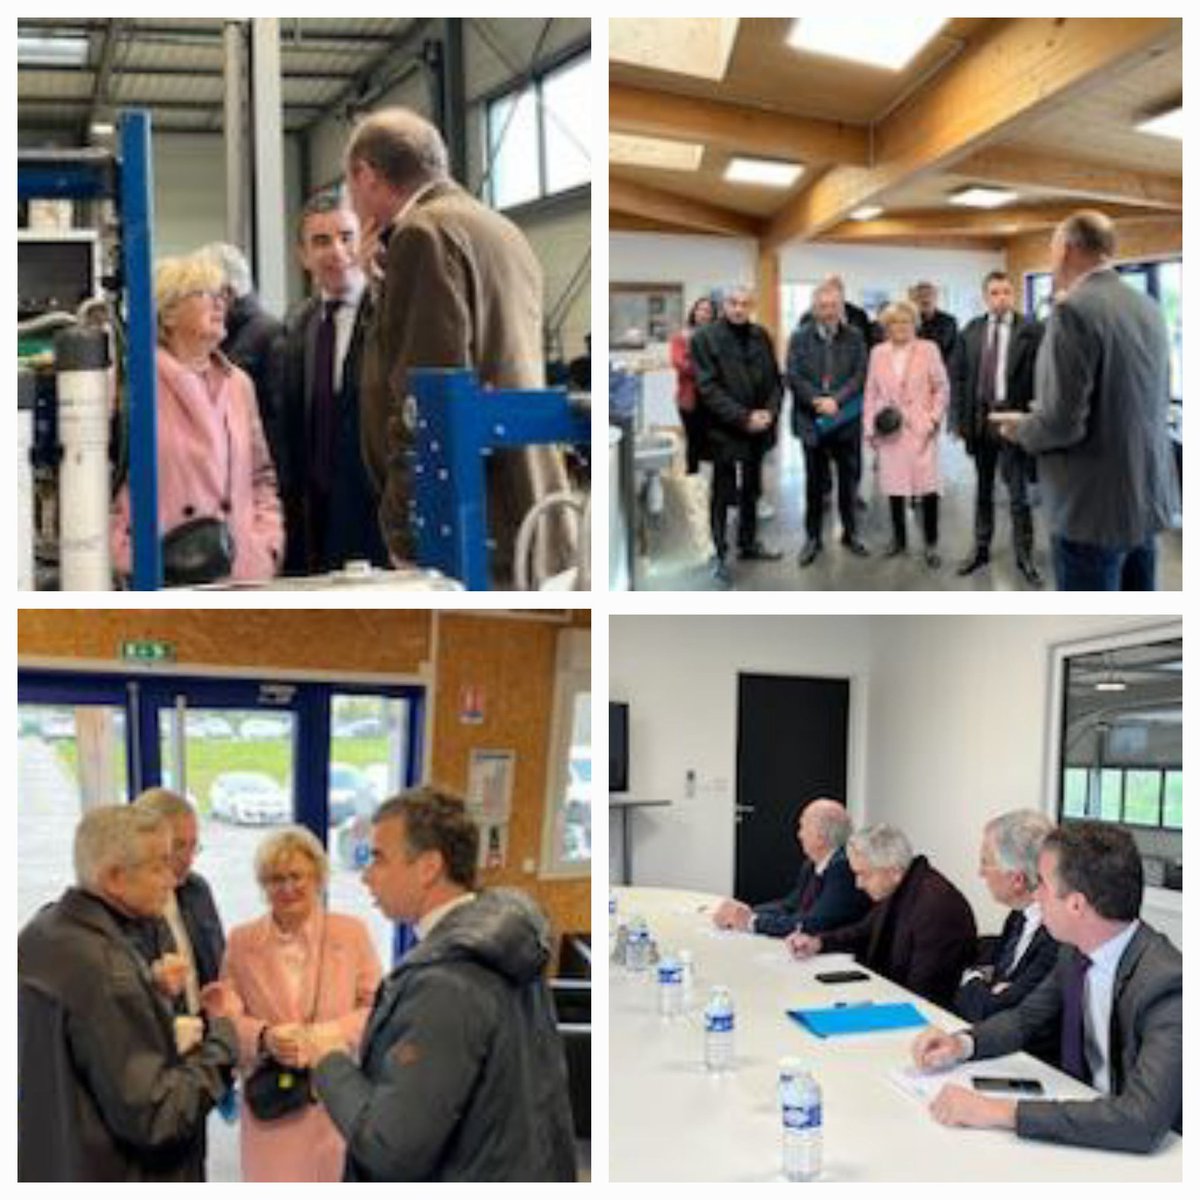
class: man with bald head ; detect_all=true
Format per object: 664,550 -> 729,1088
992,211 -> 1179,590
344,106 -> 573,583
712,798 -> 870,937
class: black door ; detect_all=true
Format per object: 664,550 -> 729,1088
734,673 -> 850,906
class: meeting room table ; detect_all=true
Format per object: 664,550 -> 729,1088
610,887 -> 1183,1182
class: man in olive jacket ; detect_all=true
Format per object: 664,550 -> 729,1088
18,807 -> 237,1181
309,788 -> 576,1181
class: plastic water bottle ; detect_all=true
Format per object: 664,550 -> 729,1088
704,985 -> 735,1071
626,915 -> 651,972
779,1058 -> 822,1181
657,955 -> 684,1017
678,948 -> 695,1003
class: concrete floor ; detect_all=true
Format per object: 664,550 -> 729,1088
636,429 -> 1183,593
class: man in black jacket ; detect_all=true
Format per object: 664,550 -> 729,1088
955,810 -> 1059,1063
912,281 -> 959,366
279,192 -> 387,574
18,806 -> 237,1181
712,798 -> 871,937
308,787 -> 576,1181
951,271 -> 1045,586
691,285 -> 783,587
788,283 -> 870,566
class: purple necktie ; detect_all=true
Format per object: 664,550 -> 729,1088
978,318 -> 999,411
307,299 -> 341,566
1059,949 -> 1093,1082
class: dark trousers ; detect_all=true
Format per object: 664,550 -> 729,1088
890,494 -> 939,548
972,432 -> 1033,557
1052,535 -> 1157,591
804,434 -> 860,542
711,456 -> 763,558
680,408 -> 706,476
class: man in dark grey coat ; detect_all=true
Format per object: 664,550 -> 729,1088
309,787 -> 576,1181
18,806 -> 237,1181
992,211 -> 1180,590
914,821 -> 1181,1154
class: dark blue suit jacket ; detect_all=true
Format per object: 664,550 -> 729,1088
751,847 -> 872,938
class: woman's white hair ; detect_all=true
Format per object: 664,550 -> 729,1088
848,824 -> 913,872
254,825 -> 329,889
74,805 -> 168,889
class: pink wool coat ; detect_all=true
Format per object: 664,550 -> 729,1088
220,910 -> 382,1182
111,348 -> 284,582
863,338 -> 950,497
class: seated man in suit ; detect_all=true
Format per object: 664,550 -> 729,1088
955,810 -> 1060,1064
711,798 -> 870,937
788,824 -> 977,1009
914,821 -> 1181,1154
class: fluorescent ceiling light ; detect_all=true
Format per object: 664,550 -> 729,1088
1137,107 -> 1183,141
1095,681 -> 1128,692
851,206 -> 885,221
611,19 -> 740,82
725,157 -> 805,188
610,134 -> 703,172
18,34 -> 90,66
788,17 -> 946,71
949,186 -> 1020,210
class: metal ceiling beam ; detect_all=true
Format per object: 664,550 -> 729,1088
84,18 -> 123,137
19,18 -> 412,45
22,62 -> 359,82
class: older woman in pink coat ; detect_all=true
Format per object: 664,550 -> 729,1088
110,252 -> 284,584
202,827 -> 381,1182
864,300 -> 951,569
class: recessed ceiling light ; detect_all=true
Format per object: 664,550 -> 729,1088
949,187 -> 1020,210
610,134 -> 704,172
1137,107 -> 1183,141
851,206 -> 884,221
725,157 -> 805,188
18,34 -> 90,66
611,19 -> 740,82
788,17 -> 946,71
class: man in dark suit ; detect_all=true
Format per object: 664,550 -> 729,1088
712,798 -> 871,937
789,824 -> 977,1009
993,211 -> 1180,590
279,191 -> 387,575
691,284 -> 783,587
915,821 -> 1181,1154
911,281 -> 958,366
954,810 -> 1059,1064
952,271 -> 1045,586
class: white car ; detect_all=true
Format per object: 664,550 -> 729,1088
210,771 -> 290,824
238,716 -> 290,741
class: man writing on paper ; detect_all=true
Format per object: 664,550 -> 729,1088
912,822 -> 1181,1153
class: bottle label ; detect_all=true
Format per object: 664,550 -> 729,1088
783,1103 -> 822,1131
658,965 -> 683,985
705,1013 -> 734,1033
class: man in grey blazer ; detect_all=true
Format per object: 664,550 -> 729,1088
912,821 -> 1181,1154
992,212 -> 1179,590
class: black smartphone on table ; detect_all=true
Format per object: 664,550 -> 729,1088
971,1076 -> 1045,1096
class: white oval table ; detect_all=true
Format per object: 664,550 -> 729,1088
609,887 -> 1182,1182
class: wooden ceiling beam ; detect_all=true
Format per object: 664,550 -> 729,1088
951,146 -> 1183,212
610,83 -> 870,167
610,175 -> 765,239
766,18 -> 1182,249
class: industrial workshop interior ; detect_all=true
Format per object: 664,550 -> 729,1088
17,608 -> 592,1181
17,18 -> 592,593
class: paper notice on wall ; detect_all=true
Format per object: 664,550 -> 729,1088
467,749 -> 515,870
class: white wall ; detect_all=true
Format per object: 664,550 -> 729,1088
609,616 -> 875,893
611,615 -> 1181,947
609,232 -> 757,311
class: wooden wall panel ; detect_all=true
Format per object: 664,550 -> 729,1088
1006,217 -> 1182,282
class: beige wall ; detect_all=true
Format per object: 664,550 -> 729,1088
1006,217 -> 1182,284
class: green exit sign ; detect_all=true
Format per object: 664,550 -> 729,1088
121,639 -> 176,664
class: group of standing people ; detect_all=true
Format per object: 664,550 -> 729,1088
670,210 -> 1179,591
108,106 -> 572,588
18,786 -> 576,1182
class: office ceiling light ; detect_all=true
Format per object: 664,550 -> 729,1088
725,157 -> 805,188
949,186 -> 1020,210
610,134 -> 704,172
610,19 -> 740,82
850,206 -> 885,221
17,34 -> 90,66
1137,106 -> 1184,141
1095,655 -> 1128,693
788,17 -> 946,71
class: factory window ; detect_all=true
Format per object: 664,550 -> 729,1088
486,50 -> 591,211
540,629 -> 591,878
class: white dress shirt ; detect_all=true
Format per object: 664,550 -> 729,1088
986,313 -> 1014,406
416,892 -> 476,942
1084,920 -> 1140,1093
1008,901 -> 1043,971
320,278 -> 365,395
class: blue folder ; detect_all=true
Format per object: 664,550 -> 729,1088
787,1002 -> 928,1038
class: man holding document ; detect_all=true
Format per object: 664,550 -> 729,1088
910,822 -> 1181,1154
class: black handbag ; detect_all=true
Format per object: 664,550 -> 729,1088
242,920 -> 326,1122
873,405 -> 903,438
161,517 -> 235,586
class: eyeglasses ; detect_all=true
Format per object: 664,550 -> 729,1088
179,289 -> 226,304
263,871 -> 313,890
